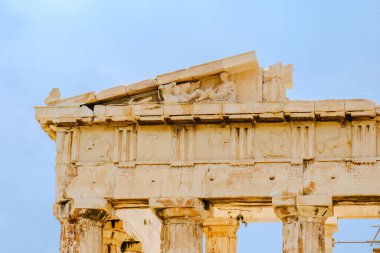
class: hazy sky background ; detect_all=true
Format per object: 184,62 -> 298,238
0,0 -> 379,252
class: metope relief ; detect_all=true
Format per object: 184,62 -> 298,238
136,125 -> 172,161
158,72 -> 237,103
78,128 -> 113,163
195,125 -> 231,160
316,122 -> 351,159
254,124 -> 291,159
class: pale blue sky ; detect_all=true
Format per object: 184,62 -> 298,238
0,0 -> 379,252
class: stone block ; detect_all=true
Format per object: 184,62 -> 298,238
149,197 -> 203,209
164,104 -> 193,116
132,103 -> 163,116
283,64 -> 293,89
284,101 -> 315,113
252,102 -> 283,113
223,103 -> 253,115
345,99 -> 376,118
222,51 -> 258,73
94,105 -> 106,122
125,79 -> 158,96
189,60 -> 223,79
55,92 -> 97,106
315,100 -> 345,120
272,196 -> 296,206
193,103 -> 223,115
97,85 -> 127,102
35,106 -> 94,121
296,195 -> 332,207
315,100 -> 345,112
105,105 -> 133,121
156,69 -> 192,85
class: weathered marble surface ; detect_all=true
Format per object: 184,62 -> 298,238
36,51 -> 380,253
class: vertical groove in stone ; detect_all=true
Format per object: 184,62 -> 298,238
60,219 -> 103,253
282,221 -> 325,253
203,219 -> 239,253
161,219 -> 202,253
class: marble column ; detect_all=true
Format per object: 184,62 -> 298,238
274,196 -> 333,253
324,217 -> 338,253
60,218 -> 104,253
157,207 -> 203,253
202,218 -> 239,253
57,208 -> 110,253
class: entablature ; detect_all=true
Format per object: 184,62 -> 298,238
37,50 -> 380,222
47,118 -> 380,170
36,99 -> 377,129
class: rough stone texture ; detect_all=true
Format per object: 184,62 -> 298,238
35,51 -> 380,253
273,196 -> 333,253
202,218 -> 239,253
275,205 -> 332,253
324,217 -> 338,253
60,218 -> 103,253
116,209 -> 161,253
158,208 -> 203,253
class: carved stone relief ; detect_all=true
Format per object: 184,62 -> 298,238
316,122 -> 351,159
262,63 -> 292,102
195,125 -> 230,160
254,124 -> 291,159
79,128 -> 113,163
158,72 -> 237,103
137,126 -> 172,161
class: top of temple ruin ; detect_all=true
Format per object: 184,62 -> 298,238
43,51 -> 293,106
36,51 -> 379,140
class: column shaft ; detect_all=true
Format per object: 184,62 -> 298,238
60,218 -> 103,253
159,208 -> 203,253
282,219 -> 325,253
203,218 -> 239,253
274,203 -> 332,253
324,218 -> 338,253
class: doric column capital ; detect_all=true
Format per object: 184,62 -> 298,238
325,216 -> 339,235
150,197 -> 207,223
150,198 -> 204,253
273,195 -> 333,223
202,218 -> 239,238
55,200 -> 115,253
274,205 -> 332,223
53,199 -> 113,224
325,217 -> 339,253
273,195 -> 334,253
202,218 -> 239,253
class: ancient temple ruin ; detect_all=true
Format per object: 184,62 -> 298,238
35,51 -> 380,253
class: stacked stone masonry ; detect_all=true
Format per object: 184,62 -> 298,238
36,51 -> 380,252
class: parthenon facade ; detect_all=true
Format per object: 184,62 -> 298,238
35,51 -> 380,253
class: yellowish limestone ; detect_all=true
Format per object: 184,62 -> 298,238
36,51 -> 380,253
